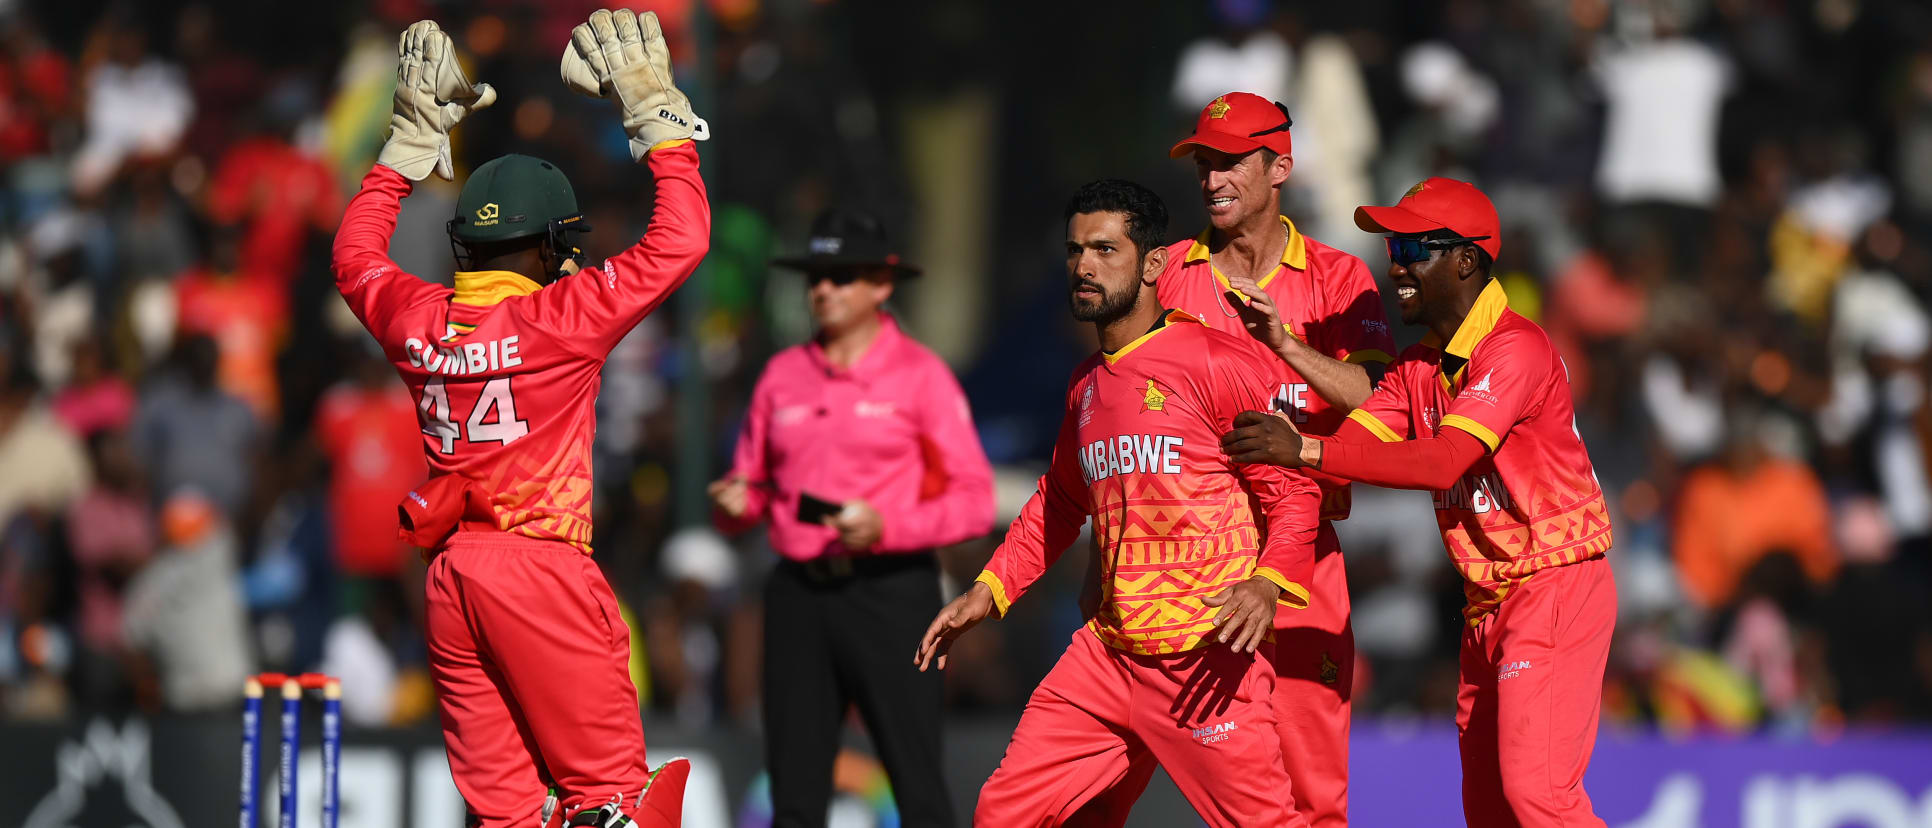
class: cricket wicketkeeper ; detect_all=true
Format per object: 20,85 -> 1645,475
332,11 -> 709,827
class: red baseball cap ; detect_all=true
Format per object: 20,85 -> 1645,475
1354,178 -> 1501,260
1169,92 -> 1293,159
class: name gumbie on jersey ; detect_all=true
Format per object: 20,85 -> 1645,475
1157,215 -> 1395,521
1347,281 -> 1611,621
976,311 -> 1321,655
332,143 -> 709,553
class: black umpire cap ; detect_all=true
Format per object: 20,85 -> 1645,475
771,208 -> 922,278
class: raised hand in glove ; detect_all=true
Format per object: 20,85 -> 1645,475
560,8 -> 709,161
379,20 -> 496,181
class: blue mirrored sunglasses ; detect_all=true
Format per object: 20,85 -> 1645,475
1386,235 -> 1491,267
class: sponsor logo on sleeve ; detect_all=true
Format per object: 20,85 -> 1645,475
352,265 -> 390,291
1462,370 -> 1500,406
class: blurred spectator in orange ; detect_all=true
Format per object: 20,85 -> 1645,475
173,229 -> 288,420
314,345 -> 424,579
1672,409 -> 1838,609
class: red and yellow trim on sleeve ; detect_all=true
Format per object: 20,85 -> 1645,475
1252,567 -> 1312,610
649,138 -> 694,153
1344,349 -> 1394,366
1440,414 -> 1501,451
974,570 -> 1012,617
1183,215 -> 1308,292
1347,409 -> 1404,443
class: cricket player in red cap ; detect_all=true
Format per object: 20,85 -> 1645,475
916,179 -> 1321,827
1084,90 -> 1395,827
334,12 -> 708,827
1223,178 -> 1616,827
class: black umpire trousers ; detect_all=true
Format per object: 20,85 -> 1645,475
763,553 -> 954,828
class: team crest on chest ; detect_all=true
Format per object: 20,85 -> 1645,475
1141,379 -> 1168,413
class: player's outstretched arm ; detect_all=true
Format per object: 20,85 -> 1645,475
539,8 -> 711,356
914,581 -> 995,672
561,8 -> 709,161
378,20 -> 496,182
335,20 -> 491,338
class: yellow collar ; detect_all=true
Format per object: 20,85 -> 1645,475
1184,215 -> 1307,292
1423,279 -> 1510,387
452,270 -> 543,307
1104,309 -> 1197,366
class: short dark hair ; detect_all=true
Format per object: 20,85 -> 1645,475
1064,179 -> 1168,259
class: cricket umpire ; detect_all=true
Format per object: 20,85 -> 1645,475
709,209 -> 996,827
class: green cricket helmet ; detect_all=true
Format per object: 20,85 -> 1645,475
447,154 -> 590,271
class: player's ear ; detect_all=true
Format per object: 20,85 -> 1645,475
1141,243 -> 1168,285
1270,153 -> 1293,188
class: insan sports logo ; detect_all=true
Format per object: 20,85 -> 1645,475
1192,721 -> 1239,745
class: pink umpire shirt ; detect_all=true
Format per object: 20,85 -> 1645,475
716,313 -> 996,561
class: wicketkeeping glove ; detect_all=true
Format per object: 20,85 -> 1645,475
559,8 -> 710,161
378,20 -> 497,182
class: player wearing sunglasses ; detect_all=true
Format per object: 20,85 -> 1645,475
1221,178 -> 1616,827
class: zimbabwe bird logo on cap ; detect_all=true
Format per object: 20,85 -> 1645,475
1207,96 -> 1231,119
1404,181 -> 1427,200
1141,379 -> 1168,413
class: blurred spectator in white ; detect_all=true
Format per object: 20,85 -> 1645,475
1642,300 -> 1727,463
121,490 -> 250,712
0,342 -> 89,529
1592,1 -> 1732,277
1817,221 -> 1931,551
646,526 -> 742,727
1169,2 -> 1290,113
1592,2 -> 1731,210
1380,41 -> 1497,191
131,334 -> 260,518
1288,33 -> 1380,258
71,12 -> 192,197
17,210 -> 93,389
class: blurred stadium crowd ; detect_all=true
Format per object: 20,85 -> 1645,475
0,0 -> 1929,746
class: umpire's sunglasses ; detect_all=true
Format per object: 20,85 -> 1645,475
1386,234 -> 1491,267
805,268 -> 870,287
